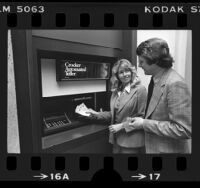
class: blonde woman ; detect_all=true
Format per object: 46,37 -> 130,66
87,59 -> 147,153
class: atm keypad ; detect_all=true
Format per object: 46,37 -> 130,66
44,120 -> 70,129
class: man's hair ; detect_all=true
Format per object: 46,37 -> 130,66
136,38 -> 174,68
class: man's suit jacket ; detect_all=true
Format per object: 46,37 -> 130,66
97,83 -> 147,148
143,68 -> 191,153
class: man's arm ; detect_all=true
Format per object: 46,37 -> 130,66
142,81 -> 191,139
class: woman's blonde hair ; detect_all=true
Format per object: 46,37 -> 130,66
110,59 -> 140,91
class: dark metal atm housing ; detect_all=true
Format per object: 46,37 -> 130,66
38,50 -> 115,136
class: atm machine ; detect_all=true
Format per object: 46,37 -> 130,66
38,51 -> 116,153
11,30 -> 118,153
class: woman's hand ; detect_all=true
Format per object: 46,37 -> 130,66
83,108 -> 99,120
109,123 -> 123,133
87,108 -> 99,115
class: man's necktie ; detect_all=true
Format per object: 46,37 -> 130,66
145,77 -> 154,116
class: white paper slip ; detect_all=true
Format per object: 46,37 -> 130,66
75,103 -> 90,117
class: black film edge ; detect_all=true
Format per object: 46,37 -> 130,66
1,2 -> 199,182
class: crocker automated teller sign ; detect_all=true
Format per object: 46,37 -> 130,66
56,59 -> 110,81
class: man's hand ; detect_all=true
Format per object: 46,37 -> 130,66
109,123 -> 123,133
128,117 -> 144,130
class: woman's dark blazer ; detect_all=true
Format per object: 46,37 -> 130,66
97,82 -> 147,148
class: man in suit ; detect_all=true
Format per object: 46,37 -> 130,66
129,38 -> 191,153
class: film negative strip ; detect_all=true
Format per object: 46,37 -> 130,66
0,1 -> 199,182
